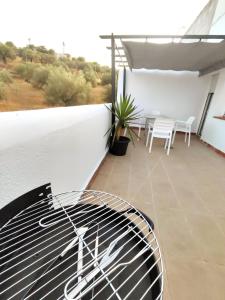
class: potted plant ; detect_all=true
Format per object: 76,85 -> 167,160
106,94 -> 140,156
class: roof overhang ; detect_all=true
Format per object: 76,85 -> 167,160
100,35 -> 225,76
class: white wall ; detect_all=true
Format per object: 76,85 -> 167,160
118,69 -> 210,131
210,0 -> 225,35
185,0 -> 218,35
0,104 -> 111,208
185,0 -> 225,35
211,0 -> 225,33
201,68 -> 225,153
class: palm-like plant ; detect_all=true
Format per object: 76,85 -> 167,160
106,94 -> 141,146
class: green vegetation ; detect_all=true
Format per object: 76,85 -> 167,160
44,67 -> 90,106
17,44 -> 56,64
0,82 -> 6,100
101,72 -> 111,86
0,69 -> 13,100
31,66 -> 50,88
0,69 -> 13,84
0,41 -> 113,110
0,42 -> 16,64
15,63 -> 38,82
103,84 -> 112,102
106,94 -> 140,145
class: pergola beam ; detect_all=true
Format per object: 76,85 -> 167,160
107,46 -> 124,50
101,34 -> 225,40
101,34 -> 225,120
104,35 -> 225,69
111,33 -> 116,132
199,59 -> 225,76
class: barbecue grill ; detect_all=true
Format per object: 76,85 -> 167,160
0,186 -> 163,300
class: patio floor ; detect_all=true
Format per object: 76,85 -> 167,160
89,133 -> 225,300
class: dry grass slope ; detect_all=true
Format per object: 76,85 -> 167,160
0,60 -> 109,112
0,77 -> 47,112
88,85 -> 107,104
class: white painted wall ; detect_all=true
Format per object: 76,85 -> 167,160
201,68 -> 225,153
203,0 -> 225,153
0,104 -> 111,208
185,0 -> 218,35
118,69 -> 210,131
211,0 -> 225,34
185,0 -> 225,35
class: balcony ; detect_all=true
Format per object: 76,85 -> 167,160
89,133 -> 225,300
1,34 -> 225,298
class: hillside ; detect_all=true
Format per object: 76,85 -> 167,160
0,74 -> 108,112
0,42 -> 111,112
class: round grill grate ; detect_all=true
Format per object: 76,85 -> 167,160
0,190 -> 163,300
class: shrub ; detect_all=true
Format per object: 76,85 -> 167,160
0,81 -> 6,100
103,84 -> 112,102
75,57 -> 86,70
83,65 -> 98,87
31,66 -> 50,88
15,63 -> 37,82
44,67 -> 90,106
57,57 -> 77,70
101,72 -> 111,85
39,53 -> 56,64
53,60 -> 70,71
0,69 -> 13,84
0,43 -> 16,64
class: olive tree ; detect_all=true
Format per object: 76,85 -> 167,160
0,43 -> 16,64
31,66 -> 50,88
44,67 -> 90,106
83,64 -> 98,87
0,69 -> 13,84
15,63 -> 38,82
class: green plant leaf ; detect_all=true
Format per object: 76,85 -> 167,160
105,94 -> 141,148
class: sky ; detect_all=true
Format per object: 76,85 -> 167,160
0,0 -> 208,65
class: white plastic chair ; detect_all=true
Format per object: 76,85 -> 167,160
149,118 -> 175,155
145,120 -> 155,147
144,111 -> 161,145
124,117 -> 145,140
151,110 -> 161,116
172,116 -> 195,147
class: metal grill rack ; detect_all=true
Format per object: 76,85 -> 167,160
0,190 -> 163,300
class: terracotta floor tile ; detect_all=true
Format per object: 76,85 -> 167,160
216,216 -> 225,236
185,213 -> 225,266
89,134 -> 225,299
207,263 -> 225,300
166,258 -> 217,300
156,211 -> 205,261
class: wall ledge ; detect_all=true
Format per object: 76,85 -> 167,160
214,115 -> 225,121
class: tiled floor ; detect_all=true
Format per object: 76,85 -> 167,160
89,133 -> 225,300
